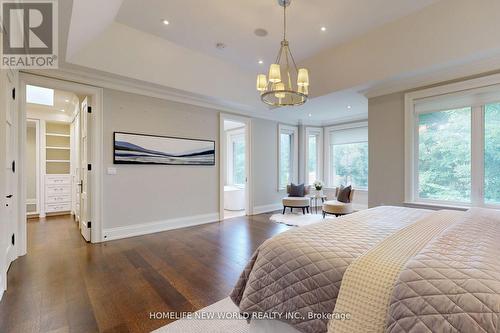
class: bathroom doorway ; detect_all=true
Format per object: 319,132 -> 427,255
219,114 -> 252,220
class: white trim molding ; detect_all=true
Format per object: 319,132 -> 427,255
303,126 -> 323,185
278,124 -> 299,190
102,213 -> 220,242
404,72 -> 500,207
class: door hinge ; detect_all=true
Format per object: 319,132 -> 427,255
87,221 -> 91,228
11,234 -> 15,245
87,106 -> 92,114
12,160 -> 15,173
12,88 -> 15,100
87,164 -> 92,171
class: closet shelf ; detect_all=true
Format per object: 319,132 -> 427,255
46,160 -> 70,163
45,146 -> 70,150
46,133 -> 70,137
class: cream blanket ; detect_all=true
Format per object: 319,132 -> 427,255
328,210 -> 463,333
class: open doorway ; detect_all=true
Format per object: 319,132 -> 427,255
16,73 -> 103,258
22,83 -> 92,240
219,114 -> 252,220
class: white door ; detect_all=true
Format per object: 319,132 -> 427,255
79,98 -> 90,241
72,111 -> 81,222
4,74 -> 17,265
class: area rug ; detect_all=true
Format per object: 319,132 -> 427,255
269,213 -> 333,227
153,297 -> 249,333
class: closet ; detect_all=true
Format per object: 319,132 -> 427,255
44,122 -> 72,214
25,85 -> 81,219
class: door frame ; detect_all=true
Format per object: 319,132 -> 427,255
25,118 -> 40,216
17,72 -> 103,255
219,113 -> 253,220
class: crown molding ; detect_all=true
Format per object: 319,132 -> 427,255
23,65 -> 291,124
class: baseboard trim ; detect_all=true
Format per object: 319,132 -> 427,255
252,203 -> 282,215
102,213 -> 220,242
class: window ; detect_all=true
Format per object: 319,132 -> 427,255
26,85 -> 54,106
418,108 -> 471,202
305,127 -> 323,185
278,124 -> 298,190
326,123 -> 368,189
484,103 -> 500,204
406,77 -> 500,207
232,135 -> 245,185
226,131 -> 245,185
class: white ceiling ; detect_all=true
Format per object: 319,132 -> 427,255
116,0 -> 439,72
65,0 -> 500,125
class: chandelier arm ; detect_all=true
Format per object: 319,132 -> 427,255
287,46 -> 300,73
285,46 -> 292,90
275,44 -> 283,64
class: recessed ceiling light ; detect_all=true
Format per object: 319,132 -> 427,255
161,19 -> 169,25
215,42 -> 226,50
321,27 -> 327,32
347,105 -> 352,109
254,28 -> 268,37
60,109 -> 65,112
308,113 -> 312,117
258,60 -> 264,64
64,98 -> 69,102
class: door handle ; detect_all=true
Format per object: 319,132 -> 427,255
6,194 -> 13,198
78,181 -> 83,193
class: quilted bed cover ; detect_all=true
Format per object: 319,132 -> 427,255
230,206 -> 432,333
231,206 -> 500,333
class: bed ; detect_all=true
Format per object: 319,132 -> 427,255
230,206 -> 500,333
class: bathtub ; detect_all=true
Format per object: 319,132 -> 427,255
224,185 -> 245,211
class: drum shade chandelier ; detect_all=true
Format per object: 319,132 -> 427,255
256,0 -> 309,107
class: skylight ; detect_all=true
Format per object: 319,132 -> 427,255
26,85 -> 54,106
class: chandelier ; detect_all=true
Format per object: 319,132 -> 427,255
256,0 -> 309,107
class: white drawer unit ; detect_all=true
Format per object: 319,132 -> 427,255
45,175 -> 71,185
45,195 -> 71,204
45,174 -> 72,213
46,185 -> 71,196
46,203 -> 71,213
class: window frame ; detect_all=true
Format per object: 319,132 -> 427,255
304,127 -> 323,185
324,121 -> 368,190
278,124 -> 298,190
404,73 -> 500,208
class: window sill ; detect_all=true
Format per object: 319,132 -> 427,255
403,201 -> 469,211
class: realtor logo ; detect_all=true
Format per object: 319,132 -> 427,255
1,0 -> 58,68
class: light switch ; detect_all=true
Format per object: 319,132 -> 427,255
107,167 -> 117,175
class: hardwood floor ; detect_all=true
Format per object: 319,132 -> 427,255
0,213 -> 290,333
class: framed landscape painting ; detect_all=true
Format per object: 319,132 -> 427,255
113,132 -> 215,165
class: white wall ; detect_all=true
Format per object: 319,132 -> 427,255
368,92 -> 406,207
101,89 -> 285,239
251,118 -> 286,212
102,89 -> 219,232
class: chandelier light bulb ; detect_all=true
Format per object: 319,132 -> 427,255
268,64 -> 281,83
297,68 -> 309,87
256,74 -> 267,92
